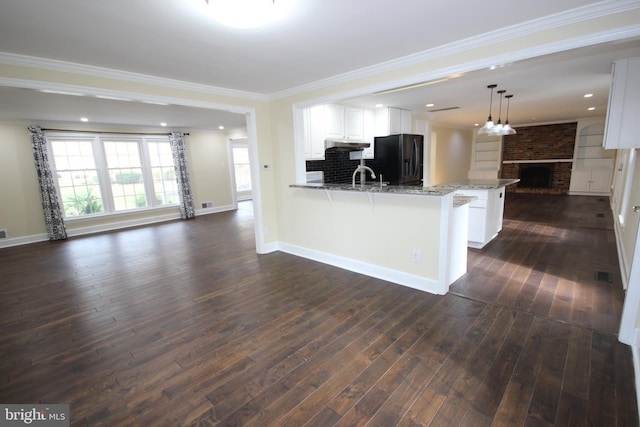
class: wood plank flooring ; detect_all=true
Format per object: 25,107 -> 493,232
0,194 -> 637,426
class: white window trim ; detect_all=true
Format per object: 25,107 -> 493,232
46,132 -> 179,220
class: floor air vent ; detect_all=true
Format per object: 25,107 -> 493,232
595,271 -> 612,283
595,213 -> 605,218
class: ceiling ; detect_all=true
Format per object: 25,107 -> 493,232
0,0 -> 639,131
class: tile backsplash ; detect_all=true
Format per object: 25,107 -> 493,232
306,149 -> 377,183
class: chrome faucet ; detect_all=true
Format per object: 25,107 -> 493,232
352,165 -> 376,187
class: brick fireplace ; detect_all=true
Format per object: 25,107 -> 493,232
501,122 -> 577,194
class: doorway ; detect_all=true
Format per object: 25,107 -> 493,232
229,137 -> 253,203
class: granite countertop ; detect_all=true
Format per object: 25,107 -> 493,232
453,196 -> 477,207
433,178 -> 520,189
290,182 -> 454,196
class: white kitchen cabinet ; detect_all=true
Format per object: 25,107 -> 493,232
362,109 -> 375,159
304,104 -> 374,160
374,107 -> 412,136
453,187 -> 506,249
603,56 -> 640,149
325,104 -> 364,141
304,104 -> 327,160
569,169 -> 613,194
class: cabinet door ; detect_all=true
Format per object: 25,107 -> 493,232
362,109 -> 375,159
400,109 -> 413,133
604,57 -> 640,149
308,105 -> 326,159
344,107 -> 364,140
324,105 -> 345,139
589,169 -> 613,193
570,170 -> 592,193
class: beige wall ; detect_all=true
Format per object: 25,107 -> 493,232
0,125 -> 46,239
431,125 -> 473,185
187,130 -> 234,209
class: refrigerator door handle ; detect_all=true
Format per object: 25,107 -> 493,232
413,140 -> 419,176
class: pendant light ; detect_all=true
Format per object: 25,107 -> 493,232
493,90 -> 506,135
478,84 -> 497,135
502,94 -> 516,135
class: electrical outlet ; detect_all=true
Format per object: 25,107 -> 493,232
412,249 -> 421,263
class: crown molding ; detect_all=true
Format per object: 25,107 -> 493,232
0,0 -> 637,104
270,0 -> 640,100
0,77 -> 256,115
0,52 -> 269,102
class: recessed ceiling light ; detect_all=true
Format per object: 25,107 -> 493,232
219,125 -> 225,130
426,103 -> 435,108
588,107 -> 596,111
474,123 -> 479,127
584,93 -> 594,98
375,104 -> 384,108
80,117 -> 89,122
160,122 -> 167,127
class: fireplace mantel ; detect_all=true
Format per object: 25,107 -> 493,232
503,159 -> 573,164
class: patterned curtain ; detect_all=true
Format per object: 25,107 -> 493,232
169,132 -> 196,219
29,126 -> 68,240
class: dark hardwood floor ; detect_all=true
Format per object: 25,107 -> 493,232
0,194 -> 637,426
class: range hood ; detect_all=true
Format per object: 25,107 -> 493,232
324,138 -> 370,151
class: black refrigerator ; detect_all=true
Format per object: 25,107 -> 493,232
373,134 -> 424,185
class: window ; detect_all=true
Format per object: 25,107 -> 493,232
232,145 -> 252,192
47,133 -> 177,218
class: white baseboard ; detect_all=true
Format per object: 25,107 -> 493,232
0,205 -> 237,249
277,242 -> 447,295
0,233 -> 49,248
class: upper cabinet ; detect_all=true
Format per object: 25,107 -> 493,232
603,57 -> 640,149
303,104 -> 375,160
325,105 -> 365,141
303,105 -> 327,160
374,107 -> 412,136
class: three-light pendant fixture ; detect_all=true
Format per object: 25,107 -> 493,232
477,84 -> 517,136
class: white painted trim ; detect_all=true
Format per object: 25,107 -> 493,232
632,340 -> 640,419
0,233 -> 49,249
66,212 -> 182,237
277,242 -> 446,295
0,53 -> 268,102
618,214 -> 640,344
438,193 -> 453,294
195,204 -> 236,216
0,77 -> 254,114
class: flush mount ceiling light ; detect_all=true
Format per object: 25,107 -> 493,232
203,0 -> 291,29
478,84 -> 517,136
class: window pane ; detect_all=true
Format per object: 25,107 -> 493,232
233,147 -> 252,192
50,139 -> 104,217
104,140 -> 146,210
148,141 -> 178,206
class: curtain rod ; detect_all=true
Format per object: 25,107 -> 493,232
41,128 -> 189,136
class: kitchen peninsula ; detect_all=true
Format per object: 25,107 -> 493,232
286,182 -> 475,295
434,179 -> 520,249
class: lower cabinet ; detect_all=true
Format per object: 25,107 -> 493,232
569,169 -> 613,195
454,187 -> 506,249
